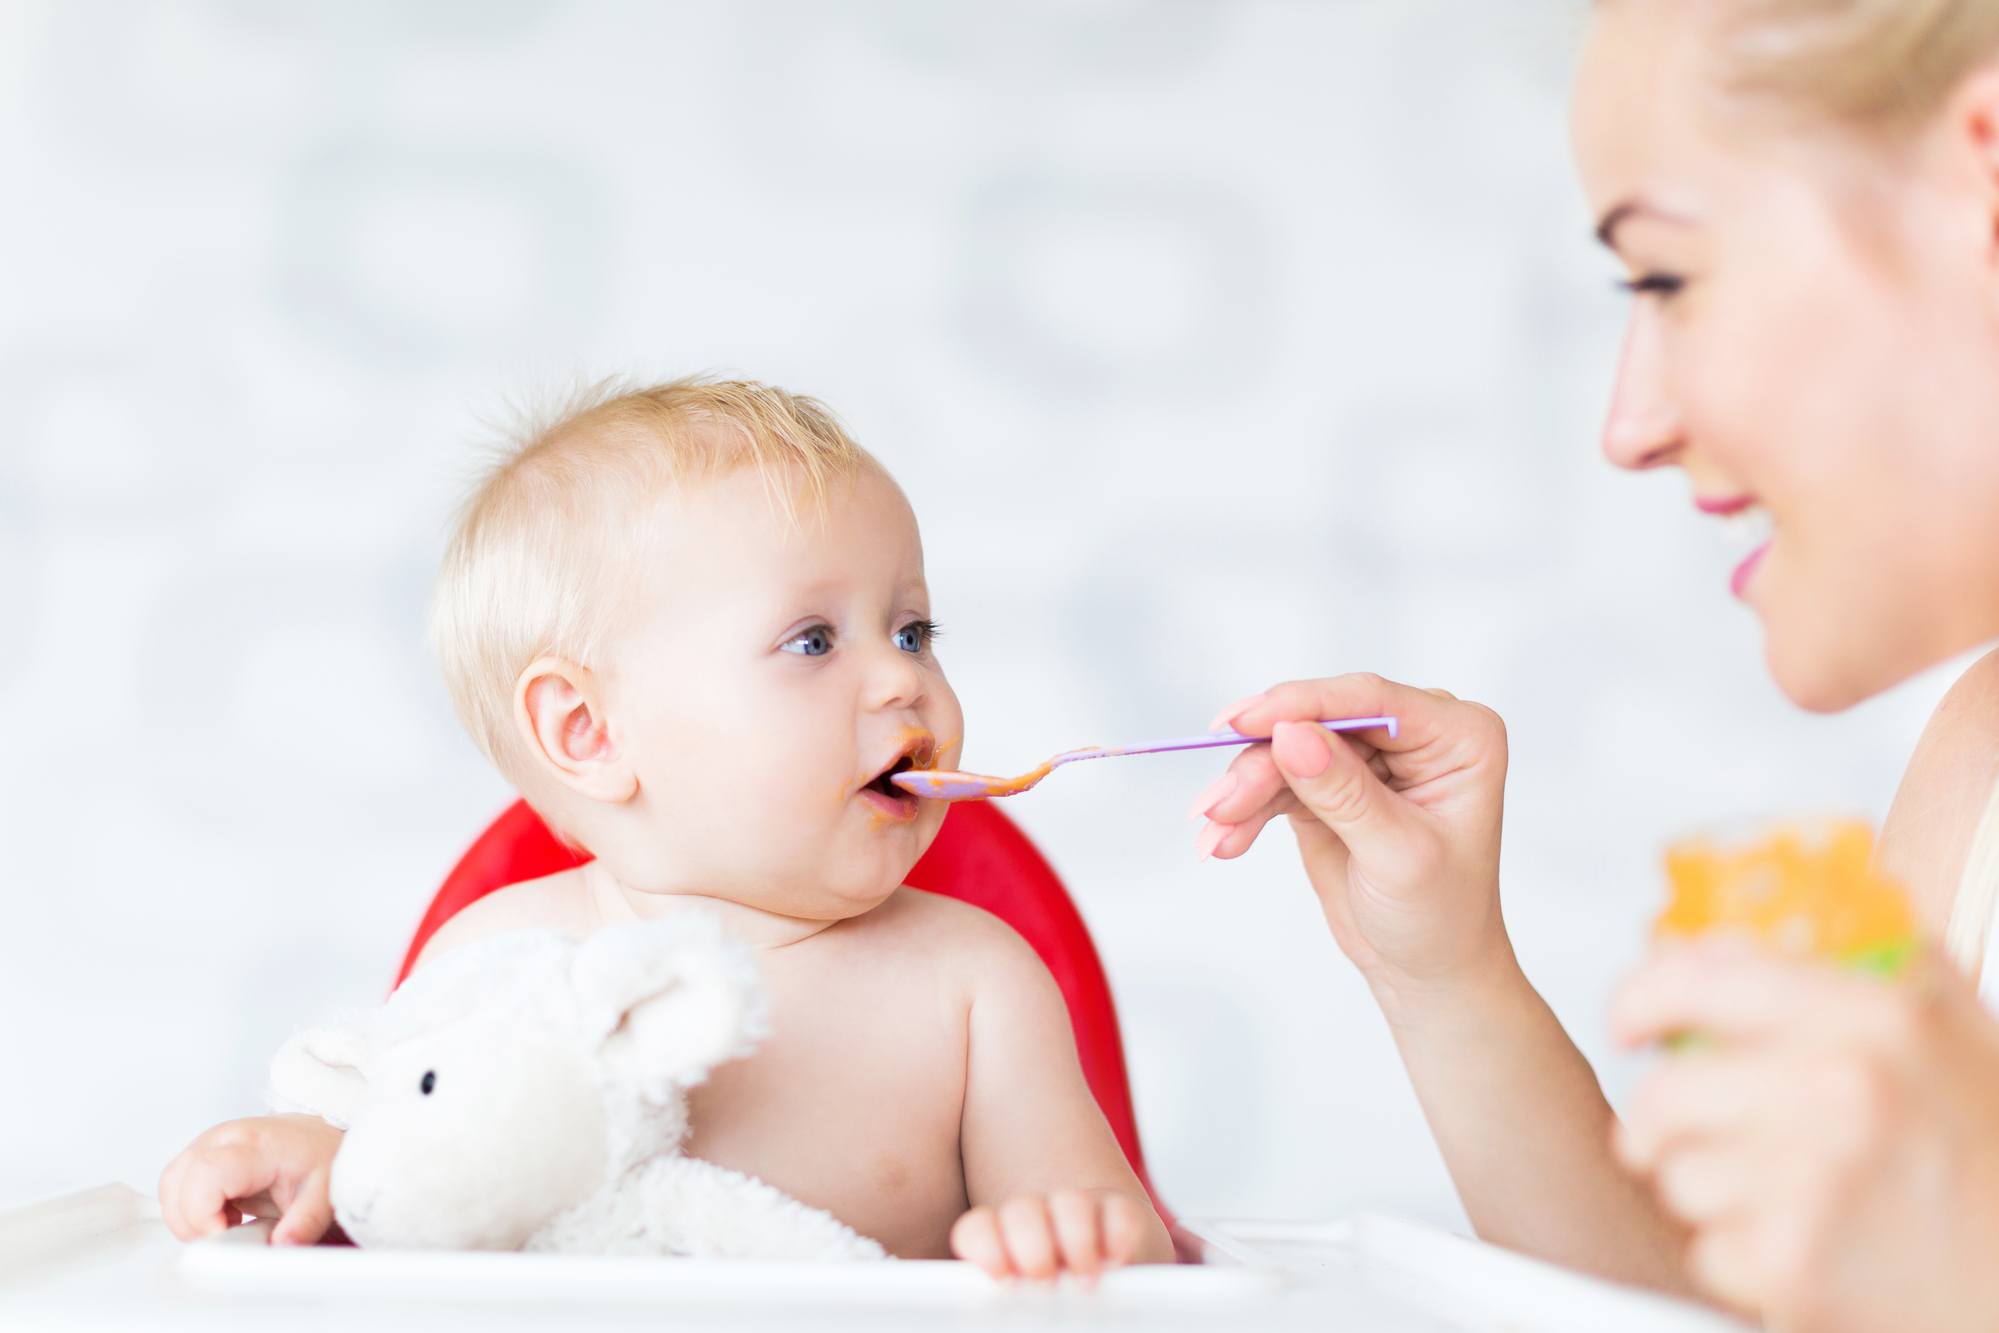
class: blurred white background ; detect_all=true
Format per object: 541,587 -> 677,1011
0,1 -> 1963,1230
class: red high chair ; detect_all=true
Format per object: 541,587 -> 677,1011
395,798 -> 1175,1235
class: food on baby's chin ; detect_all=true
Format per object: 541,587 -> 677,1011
1656,819 -> 1918,977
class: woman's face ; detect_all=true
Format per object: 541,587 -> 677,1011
1572,2 -> 1999,711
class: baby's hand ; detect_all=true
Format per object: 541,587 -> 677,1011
950,1189 -> 1153,1281
158,1113 -> 345,1245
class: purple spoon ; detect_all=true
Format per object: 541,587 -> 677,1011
888,716 -> 1400,802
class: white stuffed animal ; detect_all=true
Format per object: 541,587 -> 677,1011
268,914 -> 886,1261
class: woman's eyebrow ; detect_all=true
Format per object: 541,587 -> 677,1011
1596,201 -> 1639,247
1595,199 -> 1691,249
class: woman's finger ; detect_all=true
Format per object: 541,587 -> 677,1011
1222,673 -> 1481,756
1197,743 -> 1285,824
1611,941 -> 1898,1049
1616,1049 -> 1793,1171
1684,1221 -> 1766,1318
1198,782 -> 1310,860
1649,1141 -> 1763,1225
1266,718 -> 1422,866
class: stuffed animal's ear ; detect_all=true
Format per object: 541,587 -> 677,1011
569,915 -> 767,1099
267,1024 -> 369,1129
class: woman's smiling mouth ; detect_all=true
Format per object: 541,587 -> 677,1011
1700,495 -> 1773,600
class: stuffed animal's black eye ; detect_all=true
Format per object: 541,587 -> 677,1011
419,1070 -> 436,1096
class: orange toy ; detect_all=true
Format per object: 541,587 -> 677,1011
1657,820 -> 1918,977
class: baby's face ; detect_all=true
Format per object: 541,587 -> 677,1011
597,466 -> 963,917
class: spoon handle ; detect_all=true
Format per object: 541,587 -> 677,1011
1062,715 -> 1399,764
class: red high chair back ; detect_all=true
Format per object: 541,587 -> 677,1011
394,799 -> 1170,1226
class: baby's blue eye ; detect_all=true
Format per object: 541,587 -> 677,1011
781,626 -> 834,657
894,619 -> 940,654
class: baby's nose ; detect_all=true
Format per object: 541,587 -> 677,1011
862,651 -> 927,710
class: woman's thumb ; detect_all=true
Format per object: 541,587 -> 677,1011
1271,720 -> 1402,852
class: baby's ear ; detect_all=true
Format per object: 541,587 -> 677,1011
515,658 -> 637,805
568,916 -> 768,1099
268,1025 -> 369,1129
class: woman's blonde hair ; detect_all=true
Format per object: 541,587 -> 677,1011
429,375 -> 879,785
1714,0 -> 1999,130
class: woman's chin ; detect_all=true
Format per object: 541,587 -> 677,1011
1763,621 -> 1899,715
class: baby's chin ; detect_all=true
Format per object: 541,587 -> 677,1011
811,840 -> 939,917
711,854 -> 899,919
755,876 -> 903,923
711,809 -> 941,920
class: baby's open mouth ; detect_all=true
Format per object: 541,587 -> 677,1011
859,735 -> 936,815
866,755 -> 919,801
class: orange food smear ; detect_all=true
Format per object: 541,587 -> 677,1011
1657,820 -> 1915,960
978,760 -> 1054,797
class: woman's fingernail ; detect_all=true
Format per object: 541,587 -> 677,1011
1207,692 -> 1266,732
1187,772 -> 1238,822
1272,721 -> 1333,778
1195,820 -> 1235,861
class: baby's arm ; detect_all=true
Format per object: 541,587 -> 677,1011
950,919 -> 1173,1280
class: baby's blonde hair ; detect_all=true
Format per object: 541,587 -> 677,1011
1708,0 -> 1999,131
429,376 -> 878,784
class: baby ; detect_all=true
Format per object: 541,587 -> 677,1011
157,377 -> 1172,1279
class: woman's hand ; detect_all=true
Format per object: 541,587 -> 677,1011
1196,674 -> 1512,1003
1196,674 -> 1692,1290
1614,941 -> 1999,1330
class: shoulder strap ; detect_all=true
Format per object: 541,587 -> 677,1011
1944,774 -> 1999,1001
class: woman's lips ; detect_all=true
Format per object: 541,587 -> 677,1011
1705,495 -> 1773,599
1731,541 -> 1771,599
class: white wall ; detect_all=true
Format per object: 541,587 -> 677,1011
0,1 -> 1958,1228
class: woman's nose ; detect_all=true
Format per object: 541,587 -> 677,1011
1601,308 -> 1684,471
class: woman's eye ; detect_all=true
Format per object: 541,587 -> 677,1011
1617,272 -> 1685,300
894,619 -> 939,654
781,626 -> 835,657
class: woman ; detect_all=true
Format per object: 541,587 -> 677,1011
1194,2 -> 1999,1327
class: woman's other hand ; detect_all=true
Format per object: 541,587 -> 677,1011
1614,941 -> 1999,1329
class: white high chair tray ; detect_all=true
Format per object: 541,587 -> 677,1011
1,1183 -> 1747,1332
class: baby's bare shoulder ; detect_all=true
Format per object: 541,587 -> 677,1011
864,888 -> 1058,994
409,868 -> 594,972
